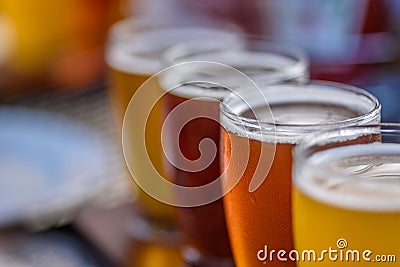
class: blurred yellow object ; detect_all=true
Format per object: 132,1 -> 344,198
125,241 -> 183,267
0,0 -> 124,94
108,67 -> 178,224
0,14 -> 15,65
0,0 -> 64,72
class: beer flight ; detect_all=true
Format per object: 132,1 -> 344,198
106,18 -> 399,267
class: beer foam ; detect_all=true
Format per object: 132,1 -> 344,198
185,50 -> 297,70
221,83 -> 379,144
160,51 -> 304,99
106,28 -> 241,75
296,143 -> 400,212
106,35 -> 161,75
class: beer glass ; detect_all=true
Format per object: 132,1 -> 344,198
220,81 -> 381,267
160,39 -> 308,266
105,18 -> 241,242
293,124 -> 400,266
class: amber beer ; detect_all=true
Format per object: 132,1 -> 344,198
220,82 -> 381,267
162,91 -> 232,261
293,125 -> 400,266
160,40 -> 308,266
106,19 -> 242,236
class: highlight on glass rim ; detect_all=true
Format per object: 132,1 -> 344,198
0,1 -> 399,267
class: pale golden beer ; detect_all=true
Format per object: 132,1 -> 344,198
220,82 -> 381,267
109,68 -> 171,221
293,125 -> 400,266
106,21 -> 173,225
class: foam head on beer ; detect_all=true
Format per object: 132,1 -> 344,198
161,37 -> 309,92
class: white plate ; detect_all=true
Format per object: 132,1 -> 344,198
0,107 -> 108,228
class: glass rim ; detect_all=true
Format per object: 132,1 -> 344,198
294,123 -> 400,162
162,35 -> 309,82
220,80 -> 381,136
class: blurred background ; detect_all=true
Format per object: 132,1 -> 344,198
0,0 -> 399,266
